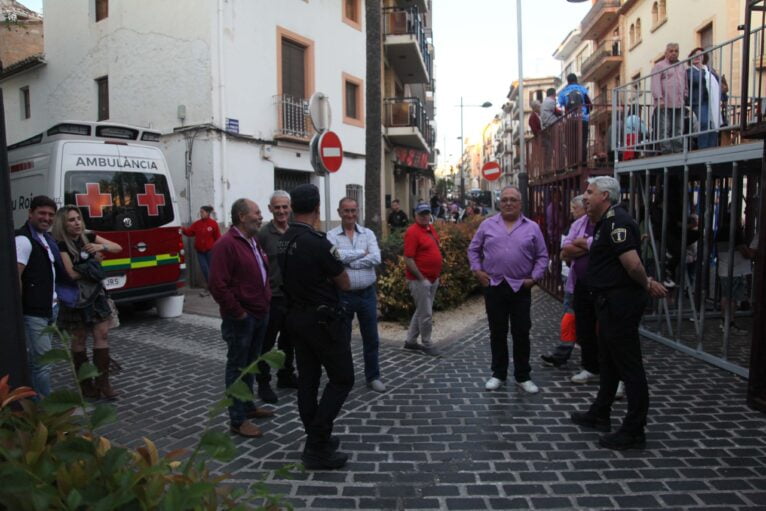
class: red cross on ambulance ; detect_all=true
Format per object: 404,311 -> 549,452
136,183 -> 166,216
75,183 -> 113,218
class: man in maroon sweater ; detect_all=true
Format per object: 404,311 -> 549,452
209,198 -> 273,438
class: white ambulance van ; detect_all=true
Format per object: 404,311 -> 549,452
9,121 -> 187,306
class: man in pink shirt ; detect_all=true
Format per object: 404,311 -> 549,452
651,43 -> 687,153
468,186 -> 548,394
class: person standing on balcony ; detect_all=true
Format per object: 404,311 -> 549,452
541,88 -> 561,169
651,43 -> 687,154
558,74 -> 592,163
687,47 -> 723,150
529,101 -> 542,136
468,186 -> 548,395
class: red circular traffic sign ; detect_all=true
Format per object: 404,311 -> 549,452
481,161 -> 501,181
318,130 -> 343,173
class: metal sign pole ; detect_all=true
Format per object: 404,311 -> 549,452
324,173 -> 331,233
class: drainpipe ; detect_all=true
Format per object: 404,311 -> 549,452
217,0 -> 228,222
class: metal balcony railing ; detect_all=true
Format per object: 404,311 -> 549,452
580,0 -> 620,39
273,94 -> 313,140
384,97 -> 435,148
525,103 -> 613,182
611,25 -> 766,161
580,39 -> 622,79
382,6 -> 433,81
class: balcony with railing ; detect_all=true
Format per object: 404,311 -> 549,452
580,39 -> 622,84
588,92 -> 613,124
396,0 -> 430,14
580,0 -> 620,41
384,97 -> 434,152
273,95 -> 313,141
611,27 -> 766,163
383,6 -> 432,84
525,104 -> 613,184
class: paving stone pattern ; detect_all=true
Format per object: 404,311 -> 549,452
52,290 -> 766,510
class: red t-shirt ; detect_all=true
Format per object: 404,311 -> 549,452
182,218 -> 221,253
403,223 -> 443,281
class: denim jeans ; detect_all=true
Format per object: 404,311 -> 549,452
24,303 -> 59,399
340,285 -> 380,382
221,312 -> 268,426
197,251 -> 212,283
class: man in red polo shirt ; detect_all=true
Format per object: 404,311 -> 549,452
403,203 -> 443,356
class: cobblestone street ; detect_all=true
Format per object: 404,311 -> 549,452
52,289 -> 766,510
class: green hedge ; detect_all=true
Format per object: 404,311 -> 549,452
377,219 -> 481,321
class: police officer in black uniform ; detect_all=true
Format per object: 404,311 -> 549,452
277,184 -> 353,470
570,176 -> 667,450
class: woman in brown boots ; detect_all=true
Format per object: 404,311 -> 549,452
52,205 -> 122,400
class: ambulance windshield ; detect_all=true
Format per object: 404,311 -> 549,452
64,171 -> 174,230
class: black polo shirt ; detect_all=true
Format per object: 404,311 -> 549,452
583,205 -> 643,291
278,222 -> 345,307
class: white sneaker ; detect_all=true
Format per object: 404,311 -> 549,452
571,370 -> 599,384
367,379 -> 386,393
516,380 -> 539,394
485,377 -> 504,391
615,381 -> 625,399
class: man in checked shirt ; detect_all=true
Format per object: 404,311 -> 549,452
326,197 -> 386,392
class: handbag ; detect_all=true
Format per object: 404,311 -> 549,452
56,281 -> 80,308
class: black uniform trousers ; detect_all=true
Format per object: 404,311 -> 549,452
572,282 -> 600,375
257,296 -> 296,385
287,307 -> 354,448
589,287 -> 649,434
485,281 -> 532,382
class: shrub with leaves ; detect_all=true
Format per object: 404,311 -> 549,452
377,219 -> 481,321
0,327 -> 298,510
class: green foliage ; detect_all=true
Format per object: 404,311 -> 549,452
377,219 -> 481,321
0,327 -> 300,510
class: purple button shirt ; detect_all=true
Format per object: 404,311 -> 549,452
467,214 -> 549,291
561,214 -> 595,294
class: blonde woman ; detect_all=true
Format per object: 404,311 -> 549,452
52,205 -> 122,399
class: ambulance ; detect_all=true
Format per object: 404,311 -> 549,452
9,121 -> 186,306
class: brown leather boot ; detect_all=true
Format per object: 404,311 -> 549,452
72,350 -> 99,399
93,348 -> 119,400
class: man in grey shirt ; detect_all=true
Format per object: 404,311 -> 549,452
540,87 -> 560,168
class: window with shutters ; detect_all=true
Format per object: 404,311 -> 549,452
20,86 -> 30,119
343,73 -> 364,127
343,0 -> 362,30
95,0 -> 108,22
96,76 -> 109,121
276,27 -> 315,139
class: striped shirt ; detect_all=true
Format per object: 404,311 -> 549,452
326,224 -> 381,290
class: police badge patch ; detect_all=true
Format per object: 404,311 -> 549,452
330,245 -> 342,261
611,228 -> 627,243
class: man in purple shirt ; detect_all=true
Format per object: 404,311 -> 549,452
468,186 -> 548,394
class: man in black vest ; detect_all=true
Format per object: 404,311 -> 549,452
15,195 -> 66,398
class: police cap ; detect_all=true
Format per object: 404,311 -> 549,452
290,184 -> 320,214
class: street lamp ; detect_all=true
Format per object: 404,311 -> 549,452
458,97 -> 492,203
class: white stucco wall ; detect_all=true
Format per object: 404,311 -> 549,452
2,0 -> 367,227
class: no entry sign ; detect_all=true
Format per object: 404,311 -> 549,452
481,161 -> 501,181
318,130 -> 343,173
